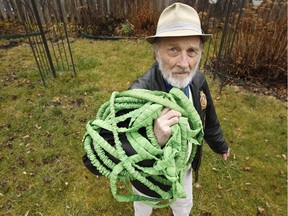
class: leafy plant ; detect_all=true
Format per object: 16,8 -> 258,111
116,20 -> 134,36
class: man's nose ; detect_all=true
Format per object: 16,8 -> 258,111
177,52 -> 189,68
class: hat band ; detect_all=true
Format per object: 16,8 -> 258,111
156,22 -> 202,35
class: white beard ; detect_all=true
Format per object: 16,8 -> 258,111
158,59 -> 200,89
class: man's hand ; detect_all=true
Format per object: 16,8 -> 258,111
221,148 -> 231,160
153,108 -> 182,146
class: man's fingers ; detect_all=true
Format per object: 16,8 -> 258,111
221,148 -> 231,160
159,108 -> 181,120
166,116 -> 180,126
159,107 -> 171,116
154,108 -> 182,146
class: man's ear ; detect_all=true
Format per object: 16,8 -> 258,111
153,42 -> 160,61
154,49 -> 161,62
154,52 -> 159,61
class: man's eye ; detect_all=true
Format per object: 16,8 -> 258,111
170,47 -> 177,52
188,48 -> 196,53
188,49 -> 197,56
168,47 -> 179,56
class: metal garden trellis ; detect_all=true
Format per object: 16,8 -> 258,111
14,0 -> 76,87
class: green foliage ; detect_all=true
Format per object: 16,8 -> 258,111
116,20 -> 135,36
0,39 -> 286,216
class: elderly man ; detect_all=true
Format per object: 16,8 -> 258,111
129,3 -> 230,216
82,2 -> 230,216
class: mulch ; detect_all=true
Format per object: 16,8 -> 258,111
215,75 -> 287,101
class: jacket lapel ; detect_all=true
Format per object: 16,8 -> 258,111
190,83 -> 202,117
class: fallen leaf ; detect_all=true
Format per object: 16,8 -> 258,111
234,86 -> 240,92
22,135 -> 30,139
35,124 -> 41,130
244,166 -> 252,171
43,176 -> 52,183
195,183 -> 203,189
51,97 -> 61,106
257,206 -> 265,215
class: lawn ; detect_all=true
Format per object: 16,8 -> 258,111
0,38 -> 287,216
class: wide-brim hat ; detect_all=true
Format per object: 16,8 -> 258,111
146,3 -> 212,44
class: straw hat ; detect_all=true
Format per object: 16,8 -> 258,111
146,3 -> 212,44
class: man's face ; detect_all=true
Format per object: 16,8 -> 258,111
155,36 -> 202,88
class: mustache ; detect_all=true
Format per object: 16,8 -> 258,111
171,68 -> 192,74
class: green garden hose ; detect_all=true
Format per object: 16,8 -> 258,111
82,88 -> 204,208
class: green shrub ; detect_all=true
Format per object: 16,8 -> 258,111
116,20 -> 134,36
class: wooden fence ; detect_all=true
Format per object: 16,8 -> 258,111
2,0 -> 286,36
0,0 -> 196,23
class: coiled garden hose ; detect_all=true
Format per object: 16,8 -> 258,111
82,88 -> 204,208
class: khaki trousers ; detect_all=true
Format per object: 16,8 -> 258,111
133,168 -> 193,216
